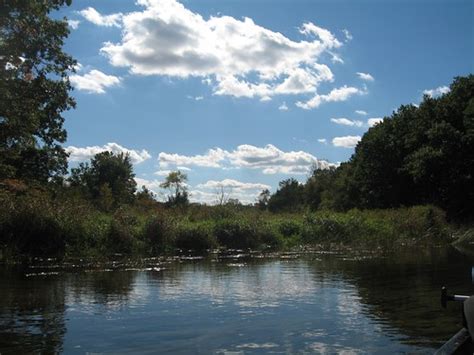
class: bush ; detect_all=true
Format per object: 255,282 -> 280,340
214,219 -> 261,249
104,220 -> 135,254
175,222 -> 216,252
143,214 -> 175,254
0,190 -> 66,256
278,220 -> 301,237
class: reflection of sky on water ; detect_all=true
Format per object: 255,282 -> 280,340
6,250 -> 468,353
58,258 -> 429,353
154,261 -> 318,309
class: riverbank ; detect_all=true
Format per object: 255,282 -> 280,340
0,187 -> 461,262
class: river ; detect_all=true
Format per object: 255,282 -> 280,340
1,246 -> 473,353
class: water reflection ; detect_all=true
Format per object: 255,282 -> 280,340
0,247 -> 473,353
155,260 -> 318,309
0,266 -> 66,353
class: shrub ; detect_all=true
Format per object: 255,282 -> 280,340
278,220 -> 301,238
104,220 -> 135,254
143,214 -> 175,254
175,222 -> 216,252
214,219 -> 261,249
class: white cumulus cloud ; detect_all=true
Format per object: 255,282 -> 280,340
68,19 -> 80,30
70,69 -> 121,94
330,118 -> 363,127
423,85 -> 450,98
94,0 -> 351,104
355,110 -> 367,116
296,85 -> 365,110
317,138 -> 327,144
79,7 -> 123,27
196,179 -> 270,191
193,179 -> 271,205
278,102 -> 289,111
66,142 -> 151,164
356,72 -> 374,81
158,144 -> 336,175
332,136 -> 361,148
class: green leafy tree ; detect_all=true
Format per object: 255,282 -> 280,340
304,167 -> 338,210
160,170 -> 189,207
0,1 -> 76,182
69,152 -> 137,206
345,75 -> 474,219
268,178 -> 304,212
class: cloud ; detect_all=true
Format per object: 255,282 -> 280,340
355,110 -> 367,116
97,0 -> 349,103
342,29 -> 353,41
70,69 -> 121,94
158,144 -> 336,175
79,7 -> 123,27
367,117 -> 383,127
186,95 -> 204,101
193,179 -> 271,205
317,138 -> 327,144
159,148 -> 226,168
154,170 -> 174,176
196,179 -> 270,191
330,53 -> 344,64
332,135 -> 361,148
135,177 -> 162,192
330,117 -> 363,127
68,19 -> 80,29
423,85 -> 450,98
296,85 -> 365,110
154,167 -> 191,176
278,102 -> 289,111
66,142 -> 151,164
187,189 -> 217,205
356,72 -> 374,81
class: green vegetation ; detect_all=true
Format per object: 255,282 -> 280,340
0,1 -> 76,182
0,184 -> 454,260
0,1 -> 471,261
276,75 -> 473,221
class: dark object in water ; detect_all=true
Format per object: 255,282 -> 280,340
436,287 -> 474,354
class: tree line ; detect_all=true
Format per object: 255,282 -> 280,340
263,75 -> 473,220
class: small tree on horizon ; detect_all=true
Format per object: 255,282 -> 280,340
160,170 -> 189,207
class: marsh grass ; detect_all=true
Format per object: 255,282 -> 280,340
0,188 -> 454,260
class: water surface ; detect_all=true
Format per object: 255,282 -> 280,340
1,247 -> 473,353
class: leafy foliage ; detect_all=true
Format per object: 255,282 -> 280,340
275,75 -> 473,220
268,178 -> 304,212
69,152 -> 137,208
0,0 -> 75,181
160,170 -> 189,207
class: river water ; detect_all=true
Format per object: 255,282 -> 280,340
1,246 -> 473,354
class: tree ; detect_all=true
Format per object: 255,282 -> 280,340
69,152 -> 136,206
215,184 -> 229,205
257,188 -> 270,210
344,75 -> 474,219
160,170 -> 189,207
0,1 -> 76,182
304,167 -> 337,210
268,178 -> 304,212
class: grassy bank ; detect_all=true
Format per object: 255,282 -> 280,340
0,187 -> 456,261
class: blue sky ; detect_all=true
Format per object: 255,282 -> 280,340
58,0 -> 473,204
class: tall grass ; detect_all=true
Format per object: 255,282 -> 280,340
0,187 -> 454,260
